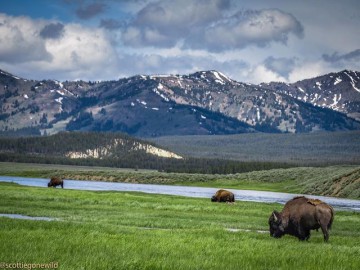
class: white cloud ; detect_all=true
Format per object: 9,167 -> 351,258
117,52 -> 248,79
0,14 -> 51,63
0,0 -> 358,84
0,13 -> 120,81
121,1 -> 304,54
44,23 -> 117,71
288,60 -> 331,82
186,9 -> 304,51
122,0 -> 231,47
242,64 -> 287,84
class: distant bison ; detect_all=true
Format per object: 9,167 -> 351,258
48,177 -> 64,188
269,196 -> 334,242
211,189 -> 235,203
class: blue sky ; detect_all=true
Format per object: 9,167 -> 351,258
0,0 -> 359,83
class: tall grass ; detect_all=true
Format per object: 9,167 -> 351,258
0,182 -> 359,270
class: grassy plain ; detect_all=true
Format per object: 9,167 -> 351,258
0,182 -> 359,270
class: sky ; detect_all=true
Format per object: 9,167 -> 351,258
0,0 -> 359,84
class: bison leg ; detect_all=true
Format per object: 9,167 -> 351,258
61,183 -> 64,189
319,223 -> 329,242
297,227 -> 310,241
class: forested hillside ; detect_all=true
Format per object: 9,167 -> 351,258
151,131 -> 360,165
0,131 -> 294,174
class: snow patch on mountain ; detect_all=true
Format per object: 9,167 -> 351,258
153,86 -> 170,102
65,139 -> 182,159
334,77 -> 342,85
344,71 -> 360,93
316,82 -> 322,90
55,97 -> 63,104
54,80 -> 64,89
329,94 -> 342,110
298,87 -> 305,93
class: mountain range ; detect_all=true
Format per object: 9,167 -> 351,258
1,68 -> 360,137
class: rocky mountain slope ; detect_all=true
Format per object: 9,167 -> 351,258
151,70 -> 360,133
0,69 -> 359,136
262,70 -> 360,122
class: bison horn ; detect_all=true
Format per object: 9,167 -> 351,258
273,212 -> 278,222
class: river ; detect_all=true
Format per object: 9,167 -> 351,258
1,176 -> 359,212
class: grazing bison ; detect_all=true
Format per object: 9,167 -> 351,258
211,189 -> 235,203
268,196 -> 334,242
48,177 -> 64,188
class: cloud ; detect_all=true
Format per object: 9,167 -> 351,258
322,49 -> 360,63
76,3 -> 106,20
0,14 -> 52,63
287,60 -> 331,82
240,64 -> 287,84
2,2 -> 357,85
33,23 -> 120,80
121,0 -> 230,48
0,13 -> 120,81
100,18 -> 124,30
186,9 -> 304,52
263,56 -> 297,79
116,52 -> 248,80
40,22 -> 65,39
121,1 -> 304,52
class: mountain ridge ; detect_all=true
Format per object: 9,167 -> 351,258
261,69 -> 360,121
1,68 -> 360,136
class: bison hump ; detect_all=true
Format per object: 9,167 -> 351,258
307,198 -> 323,206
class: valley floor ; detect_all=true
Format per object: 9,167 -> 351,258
0,181 -> 359,270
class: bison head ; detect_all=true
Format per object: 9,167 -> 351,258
211,196 -> 217,202
268,211 -> 286,238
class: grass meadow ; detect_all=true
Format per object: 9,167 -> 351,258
0,182 -> 359,270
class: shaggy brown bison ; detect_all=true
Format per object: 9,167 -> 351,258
268,196 -> 334,242
48,177 -> 64,188
211,189 -> 235,203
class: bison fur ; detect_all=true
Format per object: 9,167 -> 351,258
211,189 -> 235,203
268,196 -> 334,242
48,177 -> 64,188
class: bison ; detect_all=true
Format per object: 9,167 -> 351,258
268,196 -> 334,242
211,189 -> 235,203
47,177 -> 64,188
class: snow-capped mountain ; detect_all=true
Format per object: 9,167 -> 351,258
262,70 -> 360,121
0,68 -> 359,136
0,69 -> 254,136
151,70 -> 360,133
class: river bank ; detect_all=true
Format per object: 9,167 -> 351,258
1,175 -> 359,211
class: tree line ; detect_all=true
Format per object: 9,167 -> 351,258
0,131 -> 296,174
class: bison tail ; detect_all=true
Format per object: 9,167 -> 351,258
328,207 -> 335,230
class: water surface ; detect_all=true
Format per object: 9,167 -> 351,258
1,176 -> 359,212
0,213 -> 56,221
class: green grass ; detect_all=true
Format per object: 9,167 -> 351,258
0,182 -> 359,270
